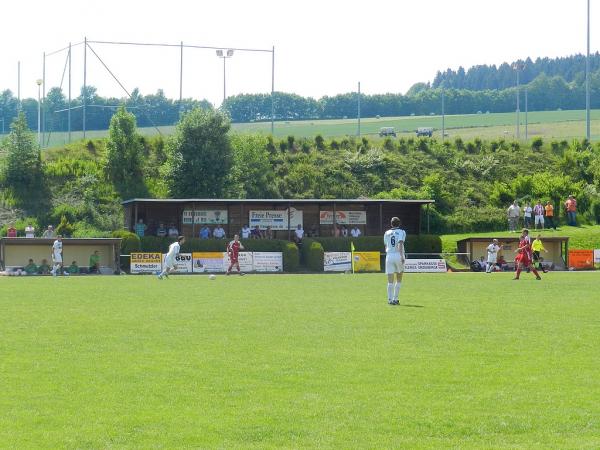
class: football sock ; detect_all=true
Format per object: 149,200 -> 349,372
531,267 -> 540,277
393,282 -> 401,300
515,267 -> 521,279
387,283 -> 393,301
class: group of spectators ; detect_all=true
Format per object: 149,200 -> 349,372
9,250 -> 101,276
4,224 -> 58,238
134,219 -> 180,238
506,196 -> 577,232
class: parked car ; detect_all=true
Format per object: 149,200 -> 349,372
379,127 -> 396,137
416,127 -> 433,137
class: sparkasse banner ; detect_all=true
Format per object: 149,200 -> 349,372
130,252 -> 162,274
404,259 -> 447,273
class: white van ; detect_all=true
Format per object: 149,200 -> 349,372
379,127 -> 396,137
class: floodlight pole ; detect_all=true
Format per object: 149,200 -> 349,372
42,52 -> 46,148
83,36 -> 87,140
36,79 -> 42,146
513,62 -> 523,140
586,0 -> 591,141
357,81 -> 361,137
17,61 -> 21,110
68,42 -> 72,143
525,88 -> 528,140
271,46 -> 275,135
441,90 -> 445,141
179,41 -> 183,112
216,49 -> 234,105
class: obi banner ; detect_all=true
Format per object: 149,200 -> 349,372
192,252 -> 225,272
253,252 -> 283,272
249,208 -> 303,230
324,252 -> 352,272
182,210 -> 228,225
162,253 -> 193,273
568,250 -> 594,269
130,252 -> 162,274
353,251 -> 381,272
404,259 -> 447,273
319,211 -> 367,225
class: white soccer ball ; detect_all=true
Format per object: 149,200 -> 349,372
209,274 -> 216,280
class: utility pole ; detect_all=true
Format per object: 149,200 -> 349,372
357,81 -> 361,137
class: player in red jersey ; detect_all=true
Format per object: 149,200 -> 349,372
226,234 -> 245,275
513,228 -> 541,280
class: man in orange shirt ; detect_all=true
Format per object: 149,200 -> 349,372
545,201 -> 556,230
564,195 -> 577,226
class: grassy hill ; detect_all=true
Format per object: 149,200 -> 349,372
14,108 -> 600,148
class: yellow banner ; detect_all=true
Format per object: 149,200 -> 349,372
353,251 -> 381,272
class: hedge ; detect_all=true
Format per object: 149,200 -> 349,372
301,239 -> 324,272
112,230 -> 141,254
307,235 -> 442,254
281,242 -> 300,272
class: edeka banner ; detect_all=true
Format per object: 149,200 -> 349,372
324,252 -> 352,272
130,252 -> 162,274
568,250 -> 594,269
162,253 -> 193,274
253,252 -> 283,272
404,259 -> 447,273
319,211 -> 367,225
182,210 -> 228,225
353,251 -> 381,272
192,252 -> 225,273
249,208 -> 303,230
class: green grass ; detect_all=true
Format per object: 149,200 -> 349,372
2,273 -> 600,448
23,109 -> 600,147
441,224 -> 600,253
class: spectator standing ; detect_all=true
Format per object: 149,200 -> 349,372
545,201 -> 557,230
89,251 -> 101,274
199,226 -> 210,240
241,224 -> 251,239
265,226 -> 274,239
565,195 -> 577,226
341,226 -> 348,237
213,225 -> 226,239
507,201 -> 520,232
294,224 -> 305,244
533,200 -> 545,230
351,226 -> 362,238
7,225 -> 17,238
25,223 -> 35,238
523,202 -> 533,228
156,222 -> 167,237
134,219 -> 147,237
251,225 -> 262,239
42,225 -> 55,238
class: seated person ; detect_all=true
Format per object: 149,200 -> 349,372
470,259 -> 483,272
265,226 -> 274,240
67,261 -> 79,275
168,224 -> 179,237
478,256 -> 487,271
89,250 -> 101,274
24,259 -> 38,276
241,224 -> 252,239
38,259 -> 51,275
156,222 -> 167,237
250,225 -> 262,239
199,225 -> 211,239
497,255 -> 509,271
213,225 -> 226,239
341,226 -> 348,237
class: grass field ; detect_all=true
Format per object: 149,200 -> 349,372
16,109 -> 600,148
2,273 -> 600,448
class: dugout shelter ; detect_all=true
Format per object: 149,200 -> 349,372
457,236 -> 569,270
122,198 -> 435,239
0,238 -> 122,273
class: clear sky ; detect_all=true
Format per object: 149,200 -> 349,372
1,0 -> 598,106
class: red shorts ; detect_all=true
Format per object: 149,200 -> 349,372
229,256 -> 239,264
515,253 -> 531,266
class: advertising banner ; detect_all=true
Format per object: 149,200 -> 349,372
249,208 -> 303,230
130,252 -> 162,274
568,250 -> 594,269
183,210 -> 228,225
594,249 -> 600,265
324,252 -> 352,272
192,252 -> 226,273
253,252 -> 283,272
227,251 -> 254,272
319,211 -> 367,225
404,259 -> 447,273
353,251 -> 381,272
162,253 -> 193,273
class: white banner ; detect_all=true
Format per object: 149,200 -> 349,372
192,252 -> 225,272
183,210 -> 228,225
324,252 -> 352,272
253,252 -> 283,272
162,253 -> 193,273
594,249 -> 600,264
225,251 -> 254,272
320,211 -> 367,225
130,252 -> 162,274
249,208 -> 303,230
404,259 -> 447,273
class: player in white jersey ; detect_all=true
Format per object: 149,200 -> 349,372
485,239 -> 503,273
384,217 -> 406,305
50,235 -> 63,276
158,236 -> 185,279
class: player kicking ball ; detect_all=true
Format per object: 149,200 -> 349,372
157,236 -> 185,280
226,234 -> 245,276
50,235 -> 63,277
513,228 -> 541,280
384,217 -> 406,305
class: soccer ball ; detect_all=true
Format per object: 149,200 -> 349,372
209,274 -> 216,280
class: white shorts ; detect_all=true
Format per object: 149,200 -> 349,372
487,257 -> 497,264
385,254 -> 404,274
535,215 -> 544,225
164,256 -> 176,270
52,253 -> 62,264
